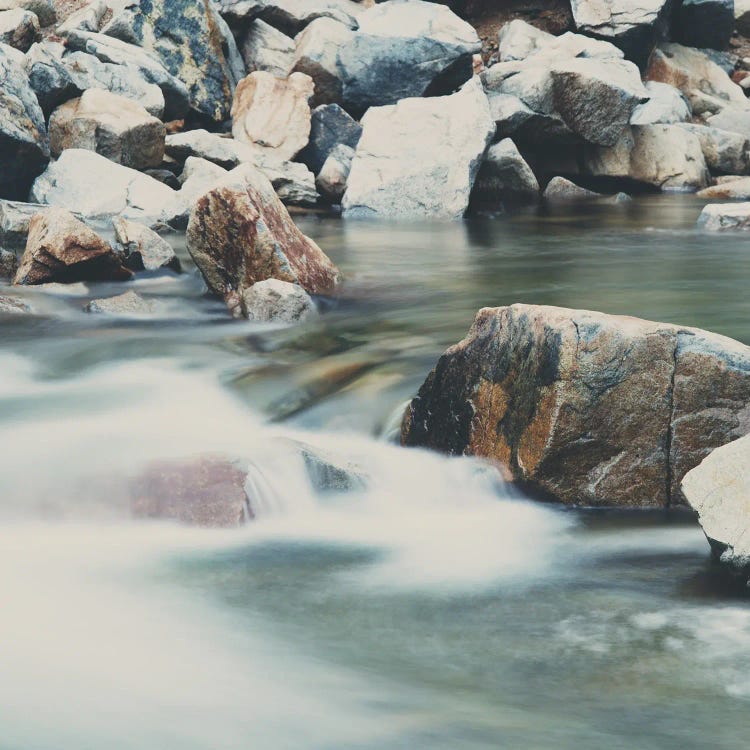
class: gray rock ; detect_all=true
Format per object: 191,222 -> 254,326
0,7 -> 38,51
161,155 -> 228,229
496,19 -> 553,62
674,0 -> 734,51
112,216 -> 181,272
630,81 -> 691,125
62,30 -> 190,121
0,43 -> 49,199
402,303 -> 750,508
255,157 -> 318,206
737,0 -> 750,35
676,123 -> 750,175
570,0 -> 673,65
102,0 -> 234,124
0,294 -> 29,313
315,143 -> 353,203
24,40 -> 77,116
31,148 -> 176,226
210,2 -> 246,89
240,18 -> 294,77
62,50 -> 165,118
85,290 -> 155,315
0,248 -> 16,278
0,198 -> 48,251
296,103 -> 361,175
56,0 -> 108,33
682,434 -> 750,582
337,0 -> 480,115
471,138 -> 540,206
584,124 -> 710,191
242,278 -> 318,322
543,176 -> 601,201
697,202 -> 750,230
0,0 -> 54,27
342,79 -> 494,220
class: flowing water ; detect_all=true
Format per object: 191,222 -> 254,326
1,196 -> 749,749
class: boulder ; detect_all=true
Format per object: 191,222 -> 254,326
315,143 -> 353,203
645,43 -> 748,117
102,0 -> 234,124
496,19 -> 553,63
240,18 -> 294,77
165,130 -> 318,207
697,202 -> 750,230
0,294 -> 29,313
698,177 -> 750,198
112,216 -> 181,272
401,304 -> 750,508
55,0 -> 108,33
62,30 -> 191,121
0,7 -> 38,51
242,278 -> 318,323
584,124 -> 710,191
62,50 -> 165,118
31,148 -> 176,226
543,176 -> 601,201
673,0 -> 734,51
0,44 -> 49,200
471,138 -> 540,207
0,0 -> 54,27
161,155 -> 228,229
630,81 -> 691,125
129,456 -> 252,527
0,249 -> 16,278
0,198 -> 48,252
336,0 -> 480,115
682,434 -> 750,581
290,17 -> 353,108
24,41 -> 78,117
231,71 -> 313,162
49,89 -> 166,170
85,290 -> 155,314
186,163 -> 339,316
14,207 -> 131,284
677,124 -> 750,175
737,0 -> 750,35
216,0 -> 362,36
342,79 -> 494,220
569,0 -> 673,65
296,103 -> 361,175
703,106 -> 750,136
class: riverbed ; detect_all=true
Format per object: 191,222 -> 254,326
1,195 -> 748,749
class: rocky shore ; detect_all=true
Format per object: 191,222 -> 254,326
0,0 -> 749,583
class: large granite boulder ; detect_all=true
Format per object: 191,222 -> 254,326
677,123 -> 750,175
102,0 -> 234,123
336,0 -> 480,115
697,201 -> 750,230
630,81 -> 691,125
231,71 -> 313,161
698,177 -> 750,198
569,0 -> 673,65
49,89 -> 165,170
0,44 -> 49,199
0,7 -> 39,51
584,124 -> 710,191
296,103 -> 361,175
402,304 -> 750,508
342,79 -> 494,219
682,434 -> 750,582
186,163 -> 339,317
673,0 -> 734,51
31,148 -> 175,226
62,29 -> 191,121
14,207 -> 131,284
645,43 -> 748,118
470,138 -> 539,207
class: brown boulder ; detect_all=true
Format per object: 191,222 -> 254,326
14,207 -> 131,285
186,163 -> 339,316
401,304 -> 750,507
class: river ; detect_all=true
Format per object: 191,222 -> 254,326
1,195 -> 748,749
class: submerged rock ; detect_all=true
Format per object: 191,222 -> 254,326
49,89 -> 165,170
401,304 -> 750,508
186,163 -> 339,316
342,79 -> 494,220
14,207 -> 131,285
0,294 -> 30,313
231,71 -> 314,162
242,278 -> 318,323
85,290 -> 155,315
543,176 -> 601,201
0,44 -> 49,200
682,434 -> 750,582
112,217 -> 181,272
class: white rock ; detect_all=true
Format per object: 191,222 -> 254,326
85,290 -> 156,315
315,143 -> 353,204
698,177 -> 750,199
240,18 -> 294,77
112,216 -> 180,272
682,433 -> 750,578
697,202 -> 750,230
677,124 -> 750,175
0,7 -> 38,51
631,81 -> 691,125
497,19 -> 552,62
543,176 -> 601,201
342,79 -> 494,220
242,278 -> 318,323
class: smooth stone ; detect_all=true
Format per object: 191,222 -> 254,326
242,278 -> 318,323
315,143 -> 354,204
543,176 -> 601,201
630,81 -> 691,125
112,217 -> 181,272
471,138 -> 540,206
698,177 -> 750,198
85,290 -> 155,314
697,202 -> 750,230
